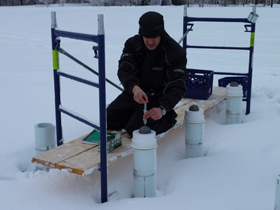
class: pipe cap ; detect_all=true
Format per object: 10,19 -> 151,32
230,81 -> 239,87
131,129 -> 157,150
189,105 -> 199,111
139,126 -> 151,134
226,83 -> 243,97
184,107 -> 205,124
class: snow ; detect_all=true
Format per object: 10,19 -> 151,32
0,3 -> 280,210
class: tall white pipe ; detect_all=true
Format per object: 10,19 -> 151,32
131,128 -> 157,198
184,105 -> 205,159
34,123 -> 56,170
226,82 -> 243,125
275,175 -> 280,210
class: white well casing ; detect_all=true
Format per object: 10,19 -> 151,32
131,129 -> 157,198
34,123 -> 56,170
184,108 -> 205,159
226,84 -> 243,124
275,175 -> 280,210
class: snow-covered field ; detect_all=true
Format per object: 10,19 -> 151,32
0,4 -> 280,210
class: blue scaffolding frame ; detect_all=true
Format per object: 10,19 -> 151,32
182,5 -> 259,115
51,12 -> 108,203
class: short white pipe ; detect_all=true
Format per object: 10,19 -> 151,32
34,123 -> 56,170
98,14 -> 104,35
51,11 -> 57,29
184,105 -> 205,159
226,82 -> 243,125
184,4 -> 188,17
275,175 -> 280,210
131,129 -> 157,198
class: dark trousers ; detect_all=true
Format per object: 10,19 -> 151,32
107,91 -> 177,136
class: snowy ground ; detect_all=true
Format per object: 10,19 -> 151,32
0,4 -> 280,210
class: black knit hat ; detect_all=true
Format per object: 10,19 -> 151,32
138,11 -> 165,38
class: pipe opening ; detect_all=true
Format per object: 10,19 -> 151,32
36,123 -> 54,129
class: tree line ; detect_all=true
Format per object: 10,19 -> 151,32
0,0 -> 278,6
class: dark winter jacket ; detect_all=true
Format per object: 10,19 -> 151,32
117,32 -> 187,112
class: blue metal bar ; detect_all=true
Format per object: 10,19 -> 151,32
59,107 -> 100,130
58,48 -> 124,92
53,72 -> 63,146
54,29 -> 98,43
56,71 -> 99,88
97,14 -> 108,203
191,70 -> 248,77
182,13 -> 188,51
51,12 -> 108,202
246,23 -> 255,115
188,68 -> 214,72
53,71 -> 63,146
186,45 -> 250,51
182,5 -> 256,115
51,20 -> 64,146
214,72 -> 248,76
185,16 -> 251,23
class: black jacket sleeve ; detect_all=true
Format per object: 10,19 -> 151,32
160,45 -> 187,112
117,36 -> 143,94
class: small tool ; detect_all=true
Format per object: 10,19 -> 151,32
143,103 -> 147,126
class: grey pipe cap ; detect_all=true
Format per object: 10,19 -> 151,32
189,105 -> 199,111
139,126 -> 152,134
230,81 -> 239,87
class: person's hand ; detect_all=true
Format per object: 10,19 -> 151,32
132,85 -> 148,104
143,107 -> 162,121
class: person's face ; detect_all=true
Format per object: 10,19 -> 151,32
143,36 -> 161,50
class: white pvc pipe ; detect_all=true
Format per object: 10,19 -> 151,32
51,11 -> 57,29
275,175 -> 280,210
184,105 -> 205,159
184,4 -> 188,17
34,123 -> 56,169
226,83 -> 243,125
274,175 -> 280,210
98,14 -> 104,35
131,129 -> 157,198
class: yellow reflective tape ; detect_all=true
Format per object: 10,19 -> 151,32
250,32 -> 255,47
52,50 -> 59,70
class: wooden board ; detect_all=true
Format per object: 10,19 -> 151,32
32,86 -> 226,175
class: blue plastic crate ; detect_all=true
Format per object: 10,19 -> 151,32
218,76 -> 248,98
183,69 -> 213,100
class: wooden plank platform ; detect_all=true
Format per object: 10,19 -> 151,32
32,86 -> 226,175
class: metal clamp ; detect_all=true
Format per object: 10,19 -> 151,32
244,24 -> 252,32
54,38 -> 61,50
178,24 -> 194,45
247,5 -> 259,23
187,23 -> 194,32
93,45 -> 99,58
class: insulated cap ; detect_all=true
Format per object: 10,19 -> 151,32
230,81 -> 239,87
131,129 -> 157,150
139,126 -> 151,134
189,105 -> 199,111
139,11 -> 165,38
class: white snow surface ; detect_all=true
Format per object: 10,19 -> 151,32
1,4 -> 280,210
